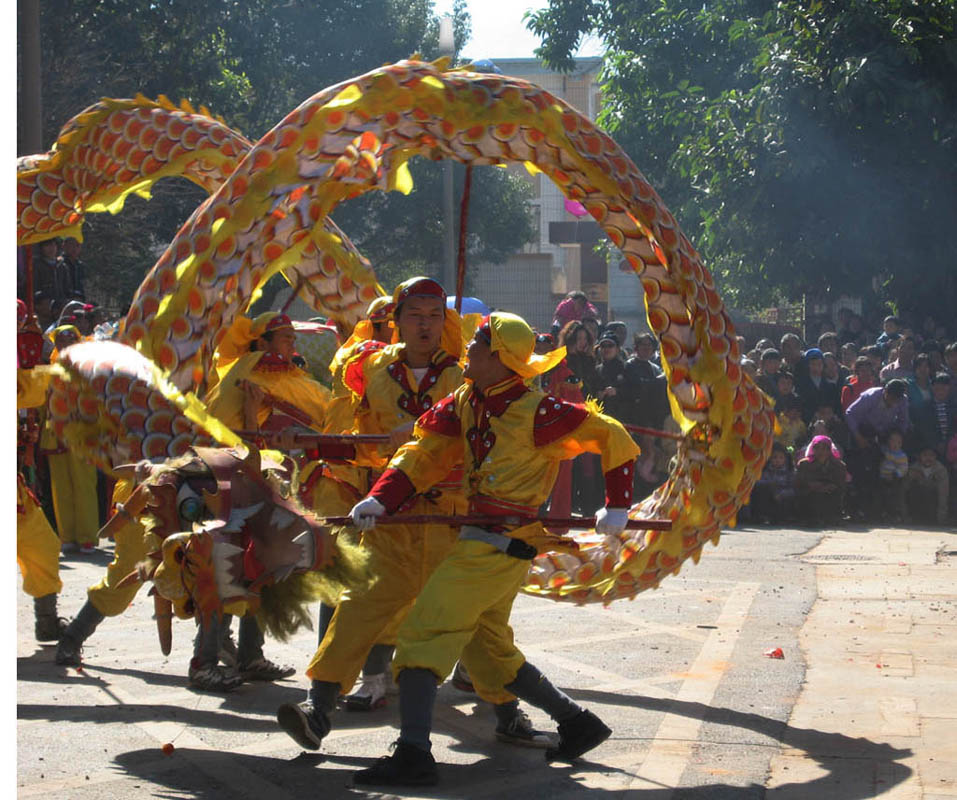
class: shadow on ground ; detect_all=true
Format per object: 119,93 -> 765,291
108,695 -> 911,799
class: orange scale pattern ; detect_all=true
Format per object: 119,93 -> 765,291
26,59 -> 773,605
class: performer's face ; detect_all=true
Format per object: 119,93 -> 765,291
396,296 -> 444,356
464,335 -> 494,382
264,327 -> 296,360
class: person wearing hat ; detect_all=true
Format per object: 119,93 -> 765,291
205,311 -> 330,436
197,311 -> 330,687
36,324 -> 101,554
279,281 -> 552,750
346,311 -> 640,786
795,347 -> 841,424
593,332 -> 629,422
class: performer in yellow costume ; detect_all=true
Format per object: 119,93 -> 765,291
40,325 -> 100,552
17,364 -> 66,642
205,311 -> 330,435
297,295 -> 395,710
279,281 -> 554,747
277,278 -> 463,723
56,312 -> 327,691
349,312 -> 640,786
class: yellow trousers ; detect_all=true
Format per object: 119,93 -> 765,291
86,517 -> 153,616
393,539 -> 531,705
48,451 -> 99,545
305,494 -> 461,694
17,478 -> 62,598
86,481 -> 155,617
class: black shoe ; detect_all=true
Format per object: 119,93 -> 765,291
353,741 -> 438,787
188,661 -> 244,693
55,635 -> 83,666
277,701 -> 330,751
546,709 -> 611,762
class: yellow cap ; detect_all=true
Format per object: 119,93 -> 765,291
481,312 -> 566,378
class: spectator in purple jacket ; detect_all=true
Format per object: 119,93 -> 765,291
844,379 -> 910,521
846,380 -> 911,445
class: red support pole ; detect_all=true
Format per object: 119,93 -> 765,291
454,165 -> 473,314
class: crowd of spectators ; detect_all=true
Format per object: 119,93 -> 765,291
746,314 -> 956,527
541,292 -> 955,529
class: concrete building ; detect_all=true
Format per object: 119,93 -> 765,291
469,57 -> 646,339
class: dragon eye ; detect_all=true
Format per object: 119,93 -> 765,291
178,495 -> 205,522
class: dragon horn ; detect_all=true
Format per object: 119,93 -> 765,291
111,464 -> 138,481
115,570 -> 142,590
153,595 -> 173,656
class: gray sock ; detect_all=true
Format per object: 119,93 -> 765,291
362,643 -> 395,677
194,614 -> 227,665
63,599 -> 105,645
504,661 -> 581,724
494,699 -> 520,726
398,668 -> 438,752
237,615 -> 264,665
307,680 -> 340,714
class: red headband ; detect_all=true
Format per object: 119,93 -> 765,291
265,313 -> 293,332
369,302 -> 395,323
395,278 -> 446,307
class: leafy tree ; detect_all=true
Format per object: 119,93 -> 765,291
21,0 -> 531,308
527,0 -> 957,319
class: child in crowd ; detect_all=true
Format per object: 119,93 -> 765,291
775,396 -> 807,452
876,315 -> 901,356
905,446 -> 950,526
775,370 -> 798,404
878,429 -> 908,523
750,443 -> 796,525
811,402 -> 849,455
795,435 -> 847,527
757,349 -> 782,398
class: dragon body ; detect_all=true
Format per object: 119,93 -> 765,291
20,59 -> 774,616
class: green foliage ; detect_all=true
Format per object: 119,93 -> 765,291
528,0 -> 957,317
23,0 -> 532,308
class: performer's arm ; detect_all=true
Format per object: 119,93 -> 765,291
369,395 -> 466,512
534,397 -> 641,510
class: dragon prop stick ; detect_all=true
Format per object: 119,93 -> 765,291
321,514 -> 672,532
235,430 -> 390,446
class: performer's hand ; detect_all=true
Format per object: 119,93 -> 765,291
595,507 -> 629,535
350,496 -> 386,531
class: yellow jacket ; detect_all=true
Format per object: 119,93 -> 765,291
372,375 -> 640,516
205,351 -> 330,433
342,341 -> 464,470
17,367 -> 53,410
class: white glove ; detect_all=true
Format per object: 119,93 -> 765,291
595,507 -> 629,535
349,496 -> 386,531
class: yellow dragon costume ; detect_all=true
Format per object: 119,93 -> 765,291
15,59 -> 773,645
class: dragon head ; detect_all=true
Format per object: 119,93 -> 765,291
126,445 -> 337,625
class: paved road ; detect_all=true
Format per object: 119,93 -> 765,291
17,523 -> 956,798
